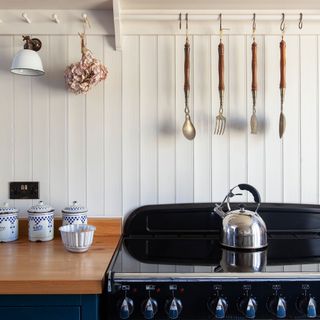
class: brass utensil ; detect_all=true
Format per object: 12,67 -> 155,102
279,14 -> 286,138
182,13 -> 196,140
250,14 -> 258,134
214,15 -> 226,135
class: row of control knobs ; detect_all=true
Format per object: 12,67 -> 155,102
119,297 -> 182,319
209,294 -> 317,319
119,294 -> 317,319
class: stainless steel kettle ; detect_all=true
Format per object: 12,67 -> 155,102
214,184 -> 267,250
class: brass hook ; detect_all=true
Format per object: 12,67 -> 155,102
280,13 -> 285,33
219,13 -> 222,31
179,13 -> 182,30
185,13 -> 188,31
299,12 -> 303,30
252,13 -> 256,40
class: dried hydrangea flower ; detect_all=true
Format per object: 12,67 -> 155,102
64,33 -> 108,94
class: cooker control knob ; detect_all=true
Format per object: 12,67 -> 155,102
141,297 -> 158,319
207,296 -> 228,319
238,296 -> 257,319
267,295 -> 287,319
297,294 -> 317,318
119,297 -> 134,319
165,297 -> 183,319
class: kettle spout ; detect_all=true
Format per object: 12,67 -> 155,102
214,204 -> 227,219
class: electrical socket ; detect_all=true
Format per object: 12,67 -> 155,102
9,182 -> 39,199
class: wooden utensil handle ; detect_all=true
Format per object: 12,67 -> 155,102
280,40 -> 286,89
251,41 -> 257,91
218,42 -> 224,91
184,39 -> 190,93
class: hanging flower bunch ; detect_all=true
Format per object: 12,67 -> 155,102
64,33 -> 108,94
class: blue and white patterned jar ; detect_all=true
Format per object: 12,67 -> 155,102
0,202 -> 18,242
62,201 -> 88,226
28,201 -> 55,242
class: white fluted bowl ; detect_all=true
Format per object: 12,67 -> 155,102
59,224 -> 96,253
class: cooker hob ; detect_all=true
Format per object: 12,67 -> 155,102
106,203 -> 320,319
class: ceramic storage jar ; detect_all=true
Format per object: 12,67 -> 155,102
28,201 -> 55,242
62,201 -> 88,226
0,202 -> 19,242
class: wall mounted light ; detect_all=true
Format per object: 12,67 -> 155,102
11,35 -> 45,76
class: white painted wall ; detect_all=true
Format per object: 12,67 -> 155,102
0,31 -> 319,217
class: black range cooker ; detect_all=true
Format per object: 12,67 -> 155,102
106,203 -> 320,319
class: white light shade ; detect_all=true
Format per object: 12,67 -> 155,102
11,49 -> 45,76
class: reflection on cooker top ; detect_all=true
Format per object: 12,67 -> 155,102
111,234 -> 320,274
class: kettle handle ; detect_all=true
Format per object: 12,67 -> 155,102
238,184 -> 261,204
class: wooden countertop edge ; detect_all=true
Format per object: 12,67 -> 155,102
0,279 -> 104,295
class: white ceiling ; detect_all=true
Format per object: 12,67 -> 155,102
0,0 -> 320,10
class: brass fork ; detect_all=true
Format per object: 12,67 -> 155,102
214,39 -> 226,135
214,90 -> 226,135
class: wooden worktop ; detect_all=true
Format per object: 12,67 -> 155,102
0,218 -> 121,295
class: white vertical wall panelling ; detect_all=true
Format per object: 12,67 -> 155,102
140,36 -> 158,206
104,37 -> 123,217
49,36 -> 68,213
158,36 -> 176,203
32,36 -> 50,205
247,35 -> 266,200
120,35 -> 141,272
300,36 -> 318,203
175,35 -> 194,203
229,35 -> 248,201
0,36 -> 14,205
67,35 -> 86,206
264,36 -> 283,202
86,36 -> 105,215
122,35 -> 140,216
193,35 -> 212,202
211,35 -> 230,201
13,35 -> 33,212
283,36 -> 300,203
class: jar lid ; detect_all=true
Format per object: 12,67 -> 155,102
28,200 -> 54,213
62,201 -> 88,214
0,202 -> 18,214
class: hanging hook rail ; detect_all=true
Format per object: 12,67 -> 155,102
280,13 -> 285,36
299,13 -> 303,29
252,13 -> 256,40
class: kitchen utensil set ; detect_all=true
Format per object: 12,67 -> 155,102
181,13 -> 297,140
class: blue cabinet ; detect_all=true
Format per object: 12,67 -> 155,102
0,294 -> 100,320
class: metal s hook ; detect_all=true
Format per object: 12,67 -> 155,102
185,13 -> 189,32
299,12 -> 303,30
252,13 -> 256,40
280,13 -> 285,33
179,13 -> 182,30
219,13 -> 223,40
